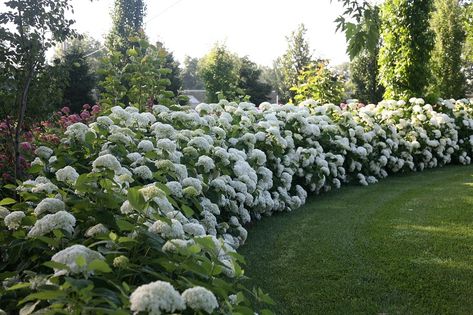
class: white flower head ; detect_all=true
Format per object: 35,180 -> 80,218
85,223 -> 109,237
181,286 -> 219,314
65,122 -> 90,142
92,154 -> 122,173
196,155 -> 215,172
133,165 -> 153,180
55,166 -> 80,184
148,219 -> 184,239
28,211 -> 76,237
34,146 -> 53,159
51,244 -> 104,276
34,198 -> 65,216
0,206 -> 10,219
138,140 -> 154,152
139,184 -> 166,202
129,280 -> 185,315
4,211 -> 25,230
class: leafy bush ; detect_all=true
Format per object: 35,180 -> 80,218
1,97 -> 473,313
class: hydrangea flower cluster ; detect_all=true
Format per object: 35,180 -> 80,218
2,98 -> 472,314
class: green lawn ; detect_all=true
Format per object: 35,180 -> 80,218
240,165 -> 473,315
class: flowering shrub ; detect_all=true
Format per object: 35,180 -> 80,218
0,104 -> 100,188
0,97 -> 472,313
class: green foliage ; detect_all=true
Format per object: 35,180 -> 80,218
273,24 -> 313,103
430,0 -> 466,98
291,61 -> 345,104
198,44 -> 243,103
238,56 -> 271,105
155,41 -> 183,97
106,0 -> 146,57
350,49 -> 384,103
334,0 -> 381,59
98,35 -> 175,110
462,2 -> 473,94
181,56 -> 205,90
378,0 -> 435,100
54,36 -> 102,112
0,0 -> 77,118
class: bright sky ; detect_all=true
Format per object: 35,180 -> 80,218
68,0 -> 350,66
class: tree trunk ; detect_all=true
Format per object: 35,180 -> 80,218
14,65 -> 35,183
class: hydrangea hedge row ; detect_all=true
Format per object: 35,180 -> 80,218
1,98 -> 472,314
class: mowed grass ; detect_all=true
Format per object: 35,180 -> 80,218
240,165 -> 473,315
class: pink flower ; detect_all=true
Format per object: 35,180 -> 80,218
68,114 -> 81,123
82,104 -> 91,110
20,142 -> 32,151
80,111 -> 91,120
61,107 -> 71,114
91,104 -> 100,114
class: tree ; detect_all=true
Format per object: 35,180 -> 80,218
378,0 -> 435,100
462,1 -> 473,95
181,56 -> 204,90
430,0 -> 466,98
55,36 -> 102,112
238,57 -> 271,105
198,44 -> 242,103
106,0 -> 146,56
333,0 -> 381,59
99,35 -> 175,110
0,0 -> 77,181
291,61 -> 345,105
350,50 -> 384,103
274,24 -> 313,103
156,41 -> 182,96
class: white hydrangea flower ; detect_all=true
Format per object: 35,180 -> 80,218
156,139 -> 177,152
55,166 -> 80,184
181,286 -> 219,314
182,177 -> 203,195
92,154 -> 122,172
196,155 -> 215,172
34,146 -> 53,159
140,184 -> 166,201
4,211 -> 25,230
34,198 -> 65,216
51,244 -> 104,276
0,206 -> 10,219
85,223 -> 109,237
133,165 -> 153,180
183,222 -> 206,236
31,157 -> 44,167
130,280 -> 185,315
65,122 -> 90,142
166,181 -> 183,197
162,239 -> 194,253
28,211 -> 76,237
138,140 -> 154,152
96,116 -> 114,126
120,200 -> 134,214
148,219 -> 184,239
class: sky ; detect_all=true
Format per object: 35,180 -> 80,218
66,0 -> 350,66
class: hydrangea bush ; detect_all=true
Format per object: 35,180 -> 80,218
1,97 -> 472,313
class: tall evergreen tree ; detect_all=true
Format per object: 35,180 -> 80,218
156,41 -> 182,96
430,0 -> 466,98
106,0 -> 146,56
274,24 -> 313,102
378,0 -> 435,100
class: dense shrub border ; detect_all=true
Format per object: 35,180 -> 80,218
1,98 -> 472,314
